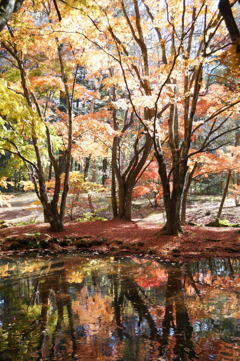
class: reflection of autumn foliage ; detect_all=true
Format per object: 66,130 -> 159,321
187,271 -> 240,322
72,287 -> 115,336
135,262 -> 168,288
196,338 -> 240,361
0,257 -> 239,361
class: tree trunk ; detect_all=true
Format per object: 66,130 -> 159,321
84,155 -> 91,181
102,158 -> 108,185
181,162 -> 198,225
124,186 -> 133,221
118,182 -> 133,221
91,158 -> 97,183
47,213 -> 64,232
111,163 -> 118,219
217,170 -> 232,219
156,152 -> 187,235
163,198 -> 182,235
42,202 -> 64,232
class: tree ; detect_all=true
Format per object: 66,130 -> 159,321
0,1 -> 80,231
0,0 -> 120,230
1,0 -> 240,234
80,0 -> 240,234
110,103 -> 152,220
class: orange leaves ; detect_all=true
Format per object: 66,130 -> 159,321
30,76 -> 64,92
190,144 -> 240,180
220,45 -> 240,78
133,161 -> 163,202
139,162 -> 160,184
132,185 -> 151,198
72,84 -> 100,101
135,262 -> 168,288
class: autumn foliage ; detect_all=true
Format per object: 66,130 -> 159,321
0,0 -> 239,233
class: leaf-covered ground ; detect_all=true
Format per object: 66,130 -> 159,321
0,192 -> 239,260
0,220 -> 239,261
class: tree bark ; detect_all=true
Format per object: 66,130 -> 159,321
114,134 -> 152,221
162,197 -> 182,235
91,158 -> 97,183
84,155 -> 91,181
111,138 -> 118,218
102,158 -> 108,185
217,170 -> 232,220
0,0 -> 23,31
219,0 -> 240,52
181,162 -> 198,225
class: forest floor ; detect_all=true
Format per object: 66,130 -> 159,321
0,192 -> 239,261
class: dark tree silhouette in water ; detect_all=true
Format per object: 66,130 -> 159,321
112,263 -> 198,360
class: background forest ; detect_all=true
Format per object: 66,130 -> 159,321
0,0 -> 239,235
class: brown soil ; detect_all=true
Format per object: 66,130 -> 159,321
0,220 -> 239,261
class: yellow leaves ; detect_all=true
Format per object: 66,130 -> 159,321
0,80 -> 32,122
0,264 -> 12,278
19,181 -> 35,191
66,270 -> 84,284
0,177 -> 10,189
102,76 -> 124,90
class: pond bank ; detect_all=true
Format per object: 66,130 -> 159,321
0,220 -> 239,261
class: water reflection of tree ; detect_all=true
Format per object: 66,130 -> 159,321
32,260 -> 78,360
113,261 -> 198,360
160,265 -> 198,361
2,260 -> 79,360
0,257 -> 239,361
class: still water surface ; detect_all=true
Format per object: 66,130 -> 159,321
0,255 -> 239,361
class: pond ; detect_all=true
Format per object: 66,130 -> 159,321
0,255 -> 239,361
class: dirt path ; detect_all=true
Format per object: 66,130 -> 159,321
0,192 -> 239,226
0,192 -> 43,224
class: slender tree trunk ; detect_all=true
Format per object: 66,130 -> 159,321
217,170 -> 232,219
48,163 -> 52,181
102,158 -> 108,185
91,158 -> 97,183
84,155 -> 91,181
181,162 -> 198,224
111,161 -> 118,218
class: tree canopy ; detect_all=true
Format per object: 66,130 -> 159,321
0,0 -> 239,234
